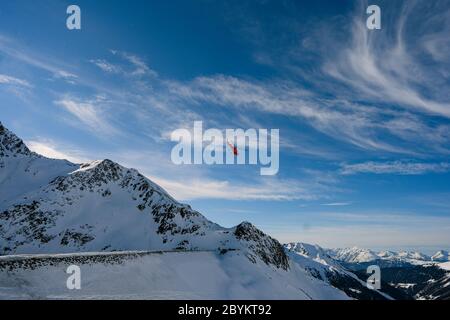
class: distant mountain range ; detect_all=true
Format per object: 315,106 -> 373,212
0,121 -> 448,300
328,247 -> 449,268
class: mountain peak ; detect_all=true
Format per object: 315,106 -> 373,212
0,122 -> 32,158
432,250 -> 449,262
75,159 -> 124,176
329,247 -> 378,263
234,222 -> 289,270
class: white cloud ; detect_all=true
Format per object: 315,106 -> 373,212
55,97 -> 118,135
0,74 -> 31,87
110,50 -> 158,77
90,59 -> 122,74
167,75 -> 440,154
323,1 -> 450,118
26,139 -> 89,163
206,2 -> 450,156
321,202 -> 351,206
2,29 -> 449,158
53,70 -> 78,83
0,35 -> 78,84
151,176 -> 319,201
340,161 -> 450,175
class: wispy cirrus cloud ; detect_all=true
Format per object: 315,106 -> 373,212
90,59 -> 122,74
323,1 -> 450,119
0,74 -> 31,87
340,160 -> 450,175
152,176 -> 322,201
166,75 -> 450,155
2,18 -> 449,159
0,34 -> 78,84
52,70 -> 78,84
321,202 -> 352,207
110,50 -> 158,77
54,96 -> 119,136
212,1 -> 450,156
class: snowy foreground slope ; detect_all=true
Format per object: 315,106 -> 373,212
0,121 -> 353,300
0,250 -> 349,300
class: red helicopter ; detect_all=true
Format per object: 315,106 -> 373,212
226,140 -> 238,156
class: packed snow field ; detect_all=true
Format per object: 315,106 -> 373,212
0,250 -> 348,300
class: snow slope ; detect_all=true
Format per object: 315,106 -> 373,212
439,262 -> 450,271
0,250 -> 349,300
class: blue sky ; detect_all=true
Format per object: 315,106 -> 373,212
1,0 -> 450,253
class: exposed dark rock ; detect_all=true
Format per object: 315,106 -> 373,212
235,222 -> 289,270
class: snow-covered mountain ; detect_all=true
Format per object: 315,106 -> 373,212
287,243 -> 450,300
431,250 -> 449,262
329,247 -> 379,264
284,243 -> 394,300
417,272 -> 450,300
326,246 -> 450,300
0,122 -> 286,268
0,122 -> 349,300
328,247 -> 448,268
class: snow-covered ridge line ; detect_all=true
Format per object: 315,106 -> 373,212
0,249 -> 235,261
327,246 -> 450,265
0,250 -> 241,272
0,121 -> 33,158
